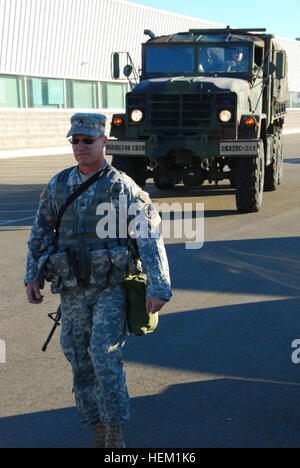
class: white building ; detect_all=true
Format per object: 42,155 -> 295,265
0,0 -> 299,149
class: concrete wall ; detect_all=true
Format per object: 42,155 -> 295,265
284,109 -> 300,130
0,110 -> 115,150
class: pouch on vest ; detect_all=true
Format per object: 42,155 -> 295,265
37,252 -> 64,289
89,249 -> 111,288
109,246 -> 131,286
46,251 -> 78,291
77,245 -> 91,288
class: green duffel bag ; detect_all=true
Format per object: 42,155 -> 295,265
124,273 -> 159,336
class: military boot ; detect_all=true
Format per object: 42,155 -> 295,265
105,424 -> 126,448
90,419 -> 106,448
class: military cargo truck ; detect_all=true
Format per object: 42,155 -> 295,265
107,27 -> 288,212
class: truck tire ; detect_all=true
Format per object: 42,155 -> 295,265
112,155 -> 148,188
264,133 -> 279,191
235,141 -> 265,213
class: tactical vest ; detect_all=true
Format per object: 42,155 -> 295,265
40,166 -> 132,294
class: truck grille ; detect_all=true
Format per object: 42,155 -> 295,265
149,94 -> 212,130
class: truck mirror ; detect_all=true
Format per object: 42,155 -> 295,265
123,64 -> 133,77
112,53 -> 120,79
276,51 -> 286,80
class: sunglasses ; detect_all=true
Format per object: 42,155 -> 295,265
69,137 -> 100,145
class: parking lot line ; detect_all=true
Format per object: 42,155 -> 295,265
0,216 -> 35,226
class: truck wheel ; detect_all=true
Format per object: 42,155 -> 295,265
153,168 -> 175,190
235,142 -> 265,213
264,134 -> 279,191
112,155 -> 148,188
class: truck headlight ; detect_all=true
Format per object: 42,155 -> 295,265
131,109 -> 143,122
219,110 -> 232,123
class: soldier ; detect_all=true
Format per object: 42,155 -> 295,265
25,113 -> 172,448
227,47 -> 248,72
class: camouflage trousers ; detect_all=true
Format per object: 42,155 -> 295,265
59,284 -> 130,426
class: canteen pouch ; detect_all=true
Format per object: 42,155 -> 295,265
125,273 -> 159,336
46,251 -> 78,292
89,248 -> 111,289
108,246 -> 131,286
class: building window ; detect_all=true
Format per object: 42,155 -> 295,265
66,80 -> 98,108
289,92 -> 300,108
0,75 -> 25,108
27,77 -> 64,108
101,82 -> 127,109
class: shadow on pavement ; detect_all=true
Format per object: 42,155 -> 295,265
283,158 -> 300,164
0,184 -> 44,200
124,298 -> 300,382
128,378 -> 300,448
166,236 -> 300,297
145,181 -> 236,200
0,406 -> 91,448
1,376 -> 300,448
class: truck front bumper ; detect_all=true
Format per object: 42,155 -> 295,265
106,138 -> 260,158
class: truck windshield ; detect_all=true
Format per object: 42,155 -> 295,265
198,45 -> 249,73
146,46 -> 195,74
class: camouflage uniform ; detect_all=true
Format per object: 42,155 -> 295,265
25,161 -> 172,427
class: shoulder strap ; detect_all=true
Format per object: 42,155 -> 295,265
55,164 -> 112,237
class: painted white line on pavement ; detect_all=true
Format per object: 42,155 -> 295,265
0,216 -> 35,226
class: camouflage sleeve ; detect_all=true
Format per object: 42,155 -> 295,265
111,177 -> 172,301
134,192 -> 172,301
24,180 -> 58,285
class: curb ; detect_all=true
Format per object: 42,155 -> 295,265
0,146 -> 72,160
282,129 -> 300,135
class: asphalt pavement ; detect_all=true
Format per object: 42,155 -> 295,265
0,134 -> 300,448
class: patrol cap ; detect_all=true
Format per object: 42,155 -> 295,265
66,113 -> 106,138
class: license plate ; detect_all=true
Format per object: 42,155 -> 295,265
220,141 -> 259,156
106,140 -> 146,155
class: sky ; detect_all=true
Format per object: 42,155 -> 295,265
127,0 -> 300,41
